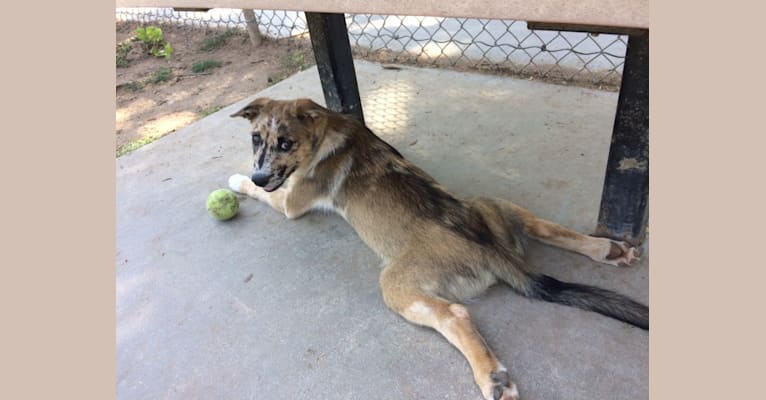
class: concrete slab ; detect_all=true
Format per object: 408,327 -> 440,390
117,60 -> 648,400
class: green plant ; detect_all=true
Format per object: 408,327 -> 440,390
199,105 -> 224,117
135,26 -> 174,59
116,21 -> 132,34
150,67 -> 173,84
192,60 -> 223,73
156,42 -> 174,59
122,81 -> 144,92
284,52 -> 308,71
198,29 -> 238,52
116,135 -> 160,157
116,42 -> 132,68
268,50 -> 313,85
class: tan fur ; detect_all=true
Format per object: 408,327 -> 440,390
228,98 -> 641,400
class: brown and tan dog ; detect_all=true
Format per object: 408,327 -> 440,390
228,97 -> 647,400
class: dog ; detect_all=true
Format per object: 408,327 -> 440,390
227,97 -> 647,400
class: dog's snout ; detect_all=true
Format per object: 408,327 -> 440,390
251,171 -> 271,187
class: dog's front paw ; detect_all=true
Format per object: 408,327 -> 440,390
228,174 -> 255,195
605,240 -> 640,267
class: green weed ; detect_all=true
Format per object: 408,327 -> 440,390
198,29 -> 239,52
192,60 -> 223,73
116,135 -> 160,157
116,42 -> 132,68
268,51 -> 313,85
122,81 -> 144,92
284,52 -> 308,71
150,67 -> 173,84
199,105 -> 224,117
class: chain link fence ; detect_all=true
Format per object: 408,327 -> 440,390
116,8 -> 626,89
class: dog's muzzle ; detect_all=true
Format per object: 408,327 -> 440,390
251,171 -> 271,187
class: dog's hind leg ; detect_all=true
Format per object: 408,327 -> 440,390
486,198 -> 639,267
379,261 -> 520,400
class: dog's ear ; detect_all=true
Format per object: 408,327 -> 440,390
292,98 -> 328,122
314,128 -> 347,163
231,98 -> 271,120
295,99 -> 347,165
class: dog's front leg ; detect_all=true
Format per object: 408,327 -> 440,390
228,174 -> 322,219
228,173 -> 287,215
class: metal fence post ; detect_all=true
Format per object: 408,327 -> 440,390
241,9 -> 263,47
595,30 -> 649,245
304,12 -> 364,123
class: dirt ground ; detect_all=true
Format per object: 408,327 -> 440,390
115,21 -> 619,157
115,21 -> 313,156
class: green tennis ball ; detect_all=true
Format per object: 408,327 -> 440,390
206,189 -> 239,220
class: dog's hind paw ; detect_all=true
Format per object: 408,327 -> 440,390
486,370 -> 520,400
605,241 -> 640,267
228,174 -> 255,195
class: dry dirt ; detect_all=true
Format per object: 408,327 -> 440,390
115,21 -> 313,156
115,21 -> 618,157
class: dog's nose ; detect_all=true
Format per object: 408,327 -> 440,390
251,171 -> 271,187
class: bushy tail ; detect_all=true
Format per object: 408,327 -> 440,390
517,272 -> 648,330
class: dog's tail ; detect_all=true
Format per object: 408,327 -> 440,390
502,268 -> 648,330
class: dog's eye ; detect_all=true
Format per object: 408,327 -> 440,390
252,133 -> 262,146
278,138 -> 293,152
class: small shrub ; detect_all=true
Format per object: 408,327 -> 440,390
117,135 -> 160,157
116,21 -> 132,34
135,26 -> 174,59
192,60 -> 223,73
150,67 -> 173,84
123,81 -> 144,92
116,42 -> 132,68
284,52 -> 308,71
268,50 -> 313,85
198,29 -> 238,52
199,105 -> 224,117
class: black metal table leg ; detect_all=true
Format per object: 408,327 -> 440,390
305,12 -> 364,123
595,31 -> 649,245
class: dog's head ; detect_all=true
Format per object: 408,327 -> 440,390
231,98 -> 345,192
